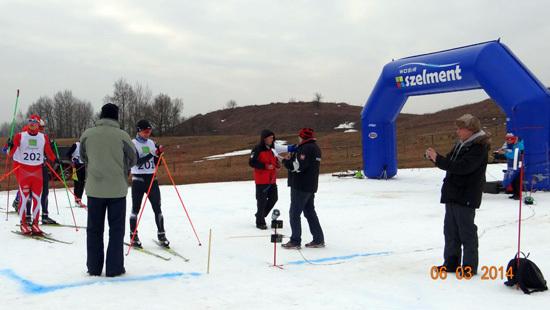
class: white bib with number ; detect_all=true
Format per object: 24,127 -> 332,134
131,139 -> 157,174
13,132 -> 46,166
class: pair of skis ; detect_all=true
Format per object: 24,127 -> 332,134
125,241 -> 189,262
11,230 -> 73,244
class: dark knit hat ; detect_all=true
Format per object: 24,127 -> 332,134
100,103 -> 119,121
137,119 -> 152,132
455,114 -> 481,133
299,128 -> 314,140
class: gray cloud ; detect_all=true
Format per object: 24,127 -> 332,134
1,0 -> 549,125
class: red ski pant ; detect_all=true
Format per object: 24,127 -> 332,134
15,164 -> 43,223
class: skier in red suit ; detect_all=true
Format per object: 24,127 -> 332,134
7,115 -> 60,235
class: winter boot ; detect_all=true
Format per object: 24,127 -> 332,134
130,231 -> 142,248
20,220 -> 31,235
157,231 -> 170,248
12,198 -> 20,212
304,241 -> 326,248
31,220 -> 44,236
42,214 -> 57,225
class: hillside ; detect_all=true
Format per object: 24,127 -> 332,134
168,99 -> 506,137
0,98 -> 507,188
167,101 -> 364,136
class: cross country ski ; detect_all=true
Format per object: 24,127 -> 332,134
152,239 -> 189,262
124,242 -> 171,261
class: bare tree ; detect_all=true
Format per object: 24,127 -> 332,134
149,93 -> 183,137
0,122 -> 11,137
104,78 -> 134,132
127,83 -> 152,133
73,100 -> 94,137
27,96 -> 55,133
225,99 -> 237,109
313,92 -> 323,108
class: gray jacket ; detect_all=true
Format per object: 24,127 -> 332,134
80,118 -> 137,198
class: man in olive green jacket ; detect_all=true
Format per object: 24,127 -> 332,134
80,103 -> 137,277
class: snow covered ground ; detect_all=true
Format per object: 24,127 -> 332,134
1,163 -> 549,309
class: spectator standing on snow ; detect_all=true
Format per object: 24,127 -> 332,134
67,141 -> 86,206
280,128 -> 325,249
498,133 -> 524,200
80,103 -> 137,277
249,129 -> 280,230
129,119 -> 170,248
7,115 -> 60,235
425,114 -> 490,277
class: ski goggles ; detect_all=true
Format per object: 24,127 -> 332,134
28,118 -> 40,123
141,129 -> 152,134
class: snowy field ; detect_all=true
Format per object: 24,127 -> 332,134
1,163 -> 549,309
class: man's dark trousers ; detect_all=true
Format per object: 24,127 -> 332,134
443,202 -> 478,271
87,197 -> 126,276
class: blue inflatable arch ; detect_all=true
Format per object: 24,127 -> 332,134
361,40 -> 550,190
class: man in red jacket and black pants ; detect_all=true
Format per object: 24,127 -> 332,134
249,130 -> 280,230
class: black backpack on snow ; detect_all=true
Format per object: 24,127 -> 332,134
504,252 -> 548,294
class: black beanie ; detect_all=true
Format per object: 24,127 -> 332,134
137,119 -> 152,132
100,103 -> 119,121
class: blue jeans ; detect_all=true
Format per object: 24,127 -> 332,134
86,197 -> 126,276
289,188 -> 324,245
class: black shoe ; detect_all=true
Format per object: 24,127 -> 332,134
256,224 -> 268,230
305,241 -> 325,248
88,271 -> 101,276
157,232 -> 170,248
458,266 -> 477,278
106,268 -> 126,277
12,199 -> 20,212
281,241 -> 301,249
509,195 -> 520,200
42,216 -> 57,225
130,232 -> 142,247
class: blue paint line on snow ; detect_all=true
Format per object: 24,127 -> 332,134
0,269 -> 201,294
286,251 -> 392,265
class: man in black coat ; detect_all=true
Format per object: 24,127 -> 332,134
425,114 -> 490,277
280,128 -> 325,249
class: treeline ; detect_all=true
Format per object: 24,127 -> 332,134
0,78 -> 184,138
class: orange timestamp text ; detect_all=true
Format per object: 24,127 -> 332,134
430,266 -> 514,280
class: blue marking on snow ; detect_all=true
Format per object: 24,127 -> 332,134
286,251 -> 392,265
0,269 -> 201,294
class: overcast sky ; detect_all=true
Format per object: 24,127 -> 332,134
1,1 -> 549,125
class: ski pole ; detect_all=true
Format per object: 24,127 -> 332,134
50,175 -> 59,214
126,152 -> 164,255
4,89 -> 20,220
45,161 -> 80,231
50,132 -> 73,210
161,156 -> 202,245
515,153 -> 525,291
0,165 -> 20,183
3,89 -> 19,174
2,165 -> 20,219
45,161 -> 86,210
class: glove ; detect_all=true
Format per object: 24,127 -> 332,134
155,145 -> 165,156
288,144 -> 298,153
6,139 -> 14,149
73,158 -> 80,164
54,158 -> 62,165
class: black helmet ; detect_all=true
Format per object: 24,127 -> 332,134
136,119 -> 152,132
